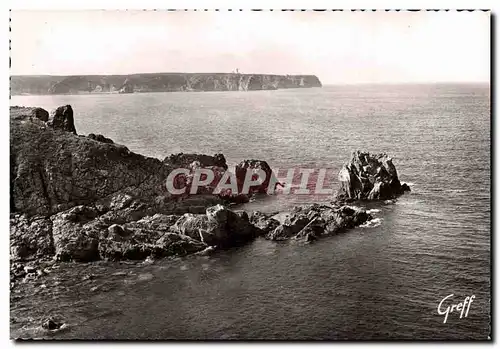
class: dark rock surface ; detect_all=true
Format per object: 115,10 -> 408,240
336,151 -> 411,201
164,153 -> 255,203
249,211 -> 280,235
171,204 -> 256,247
31,107 -> 50,122
10,215 -> 54,260
165,153 -> 228,170
10,106 -> 229,217
42,318 -> 64,331
47,105 -> 77,134
235,159 -> 275,194
265,204 -> 372,241
87,133 -> 114,144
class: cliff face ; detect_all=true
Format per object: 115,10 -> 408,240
10,73 -> 322,95
10,106 -> 227,217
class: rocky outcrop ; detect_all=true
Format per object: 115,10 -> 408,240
164,152 -> 247,203
87,133 -> 114,144
11,73 -> 322,96
10,215 -> 54,260
12,203 -> 204,263
99,213 -> 207,261
46,105 -> 77,134
9,105 -> 267,265
11,202 -> 261,263
31,107 -> 49,122
164,154 -> 275,200
50,205 -> 101,262
165,153 -> 228,170
336,151 -> 411,201
249,211 -> 280,234
265,204 -> 372,242
9,105 -> 403,276
171,204 -> 257,247
10,106 -> 232,217
11,201 -> 373,264
235,159 -> 274,194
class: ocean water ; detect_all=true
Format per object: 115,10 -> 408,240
10,84 -> 491,340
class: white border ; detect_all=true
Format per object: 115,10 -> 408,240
2,0 -> 496,347
5,0 -> 500,10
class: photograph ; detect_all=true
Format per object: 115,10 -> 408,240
9,9 -> 491,340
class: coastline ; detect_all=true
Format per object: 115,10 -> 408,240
11,73 -> 323,96
10,104 -> 412,339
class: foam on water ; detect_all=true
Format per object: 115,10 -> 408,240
360,217 -> 383,228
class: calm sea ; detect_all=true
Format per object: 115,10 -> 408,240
10,84 -> 491,339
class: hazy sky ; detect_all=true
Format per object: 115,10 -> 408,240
10,10 -> 490,84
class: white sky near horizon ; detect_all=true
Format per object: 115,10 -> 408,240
10,10 -> 490,84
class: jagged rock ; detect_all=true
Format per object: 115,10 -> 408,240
294,217 -> 325,240
107,224 -> 128,237
10,214 -> 54,260
98,199 -> 155,225
99,228 -> 206,260
267,204 -> 372,242
249,211 -> 280,235
336,151 -> 410,201
98,210 -> 205,260
165,153 -> 228,170
47,105 -> 77,134
267,225 -> 290,241
42,318 -> 63,331
229,209 -> 256,240
171,204 -> 256,247
51,206 -> 101,262
235,159 -> 274,194
10,105 -> 231,217
164,153 -> 242,200
88,133 -> 114,144
171,213 -> 212,242
206,204 -> 256,243
206,204 -> 231,224
266,212 -> 309,241
10,106 -> 48,125
156,233 -> 207,256
31,107 -> 49,122
110,193 -> 134,210
10,105 -> 260,222
126,213 -> 180,230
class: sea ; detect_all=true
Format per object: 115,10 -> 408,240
10,84 -> 491,340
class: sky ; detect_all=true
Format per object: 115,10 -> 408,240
10,10 -> 490,84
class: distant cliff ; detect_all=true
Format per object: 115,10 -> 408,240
10,73 -> 322,95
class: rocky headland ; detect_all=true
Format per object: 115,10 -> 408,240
11,73 -> 322,95
10,105 -> 410,287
